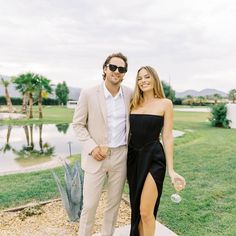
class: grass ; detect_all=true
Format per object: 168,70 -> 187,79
0,167 -> 64,209
0,106 -> 74,125
1,107 -> 236,235
0,154 -> 81,210
158,111 -> 236,236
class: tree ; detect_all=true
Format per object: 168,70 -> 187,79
185,95 -> 194,106
213,93 -> 222,104
12,74 -> 29,113
0,77 -> 15,113
209,103 -> 229,128
228,89 -> 236,103
197,96 -> 206,106
34,75 -> 53,118
14,73 -> 37,118
55,81 -> 69,105
161,81 -> 176,101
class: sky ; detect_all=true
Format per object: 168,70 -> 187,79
0,0 -> 235,93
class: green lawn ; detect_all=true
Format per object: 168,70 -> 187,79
158,111 -> 236,236
0,154 -> 80,210
0,106 -> 74,125
0,107 -> 235,235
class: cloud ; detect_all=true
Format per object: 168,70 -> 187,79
0,0 -> 235,92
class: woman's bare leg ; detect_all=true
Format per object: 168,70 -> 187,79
138,173 -> 158,236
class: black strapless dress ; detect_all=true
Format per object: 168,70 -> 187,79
127,114 -> 166,236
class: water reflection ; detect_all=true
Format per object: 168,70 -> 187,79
56,123 -> 70,134
0,124 -> 80,172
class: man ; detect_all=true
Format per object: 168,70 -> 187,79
73,52 -> 132,236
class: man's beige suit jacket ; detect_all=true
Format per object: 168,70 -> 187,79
72,83 -> 132,173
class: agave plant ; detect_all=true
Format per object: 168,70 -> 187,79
52,161 -> 83,221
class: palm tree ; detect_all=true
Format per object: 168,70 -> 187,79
228,89 -> 236,103
0,77 -> 15,113
12,74 -> 29,113
197,96 -> 205,106
213,93 -> 222,104
186,95 -> 194,106
34,75 -> 53,118
14,73 -> 37,118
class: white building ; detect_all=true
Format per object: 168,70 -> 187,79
227,104 -> 236,129
67,100 -> 78,109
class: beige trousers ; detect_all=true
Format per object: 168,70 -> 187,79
78,145 -> 127,236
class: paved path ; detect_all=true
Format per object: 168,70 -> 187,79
93,221 -> 178,236
174,107 -> 210,112
0,156 -> 68,176
0,112 -> 26,120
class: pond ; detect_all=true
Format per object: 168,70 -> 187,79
0,124 -> 184,175
0,124 -> 81,173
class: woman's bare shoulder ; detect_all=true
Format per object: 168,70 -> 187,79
155,98 -> 173,106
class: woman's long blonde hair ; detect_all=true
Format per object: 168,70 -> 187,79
130,66 -> 165,111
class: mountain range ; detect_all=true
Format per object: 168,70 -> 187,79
175,89 -> 227,98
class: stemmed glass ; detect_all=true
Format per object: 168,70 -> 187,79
171,178 -> 185,203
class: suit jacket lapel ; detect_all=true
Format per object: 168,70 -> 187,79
98,83 -> 108,126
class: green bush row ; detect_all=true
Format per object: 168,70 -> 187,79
0,96 -> 59,106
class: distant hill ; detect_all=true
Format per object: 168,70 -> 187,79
68,87 -> 81,100
176,89 -> 227,98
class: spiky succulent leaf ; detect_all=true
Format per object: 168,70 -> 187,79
52,171 -> 74,221
63,162 -> 73,202
52,161 -> 84,222
71,172 -> 82,204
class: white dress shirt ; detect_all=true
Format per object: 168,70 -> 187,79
103,83 -> 126,148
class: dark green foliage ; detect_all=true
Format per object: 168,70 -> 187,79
173,98 -> 183,105
0,96 -> 22,105
42,97 -> 59,105
55,81 -> 69,105
161,80 -> 176,101
209,103 -> 230,128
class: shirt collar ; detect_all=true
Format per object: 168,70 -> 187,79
103,82 -> 123,99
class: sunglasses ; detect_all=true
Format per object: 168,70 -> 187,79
107,64 -> 127,73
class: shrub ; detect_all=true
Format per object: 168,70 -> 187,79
52,161 -> 83,222
173,98 -> 183,105
209,103 -> 230,128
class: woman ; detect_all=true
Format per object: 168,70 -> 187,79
127,66 -> 186,236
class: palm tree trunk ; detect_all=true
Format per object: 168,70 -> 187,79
7,125 -> 12,144
22,93 -> 28,114
4,87 -> 15,113
28,93 -> 33,118
38,90 -> 43,118
23,125 -> 30,146
29,124 -> 34,149
39,124 -> 43,152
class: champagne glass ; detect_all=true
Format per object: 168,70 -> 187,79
171,178 -> 185,203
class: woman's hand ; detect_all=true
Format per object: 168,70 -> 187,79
169,170 -> 186,191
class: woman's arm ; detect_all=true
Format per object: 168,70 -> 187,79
162,99 -> 186,187
161,99 -> 174,175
